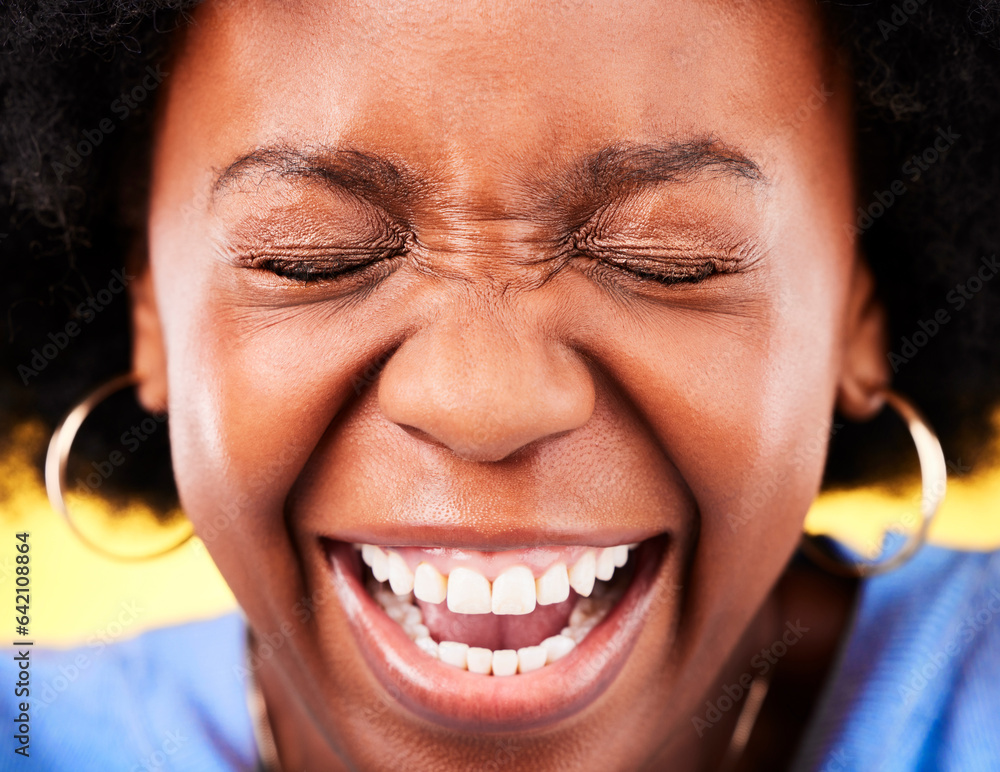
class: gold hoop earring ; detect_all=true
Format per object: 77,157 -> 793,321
800,390 -> 947,578
45,372 -> 194,561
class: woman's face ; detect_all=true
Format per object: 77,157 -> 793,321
135,0 -> 886,767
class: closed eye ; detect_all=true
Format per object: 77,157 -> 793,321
571,228 -> 748,287
235,235 -> 409,286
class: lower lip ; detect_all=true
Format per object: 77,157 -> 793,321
322,536 -> 669,732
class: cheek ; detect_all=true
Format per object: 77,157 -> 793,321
161,303 -> 338,525
564,244 -> 850,638
150,242 -> 410,556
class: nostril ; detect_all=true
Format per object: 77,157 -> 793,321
395,420 -> 558,463
396,424 -> 455,454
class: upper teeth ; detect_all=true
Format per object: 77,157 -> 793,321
368,577 -> 621,675
386,550 -> 414,595
357,543 -> 637,615
447,567 -> 492,614
490,565 -> 536,615
413,562 -> 447,604
535,563 -> 570,605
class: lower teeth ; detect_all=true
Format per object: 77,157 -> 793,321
368,578 -> 623,676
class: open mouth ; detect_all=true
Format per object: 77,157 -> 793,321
320,533 -> 671,731
357,542 -> 638,675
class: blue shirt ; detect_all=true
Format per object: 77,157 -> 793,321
4,543 -> 1000,771
2,613 -> 256,771
791,543 -> 1000,771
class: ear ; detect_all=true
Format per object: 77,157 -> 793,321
836,257 -> 890,421
127,243 -> 169,414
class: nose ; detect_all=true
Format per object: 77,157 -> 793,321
377,316 -> 595,462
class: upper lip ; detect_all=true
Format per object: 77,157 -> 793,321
319,525 -> 666,550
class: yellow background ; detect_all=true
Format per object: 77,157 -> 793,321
2,419 -> 998,648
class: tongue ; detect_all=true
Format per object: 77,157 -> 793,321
417,595 -> 577,650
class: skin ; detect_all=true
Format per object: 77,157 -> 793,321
130,0 -> 891,768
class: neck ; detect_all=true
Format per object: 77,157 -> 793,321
642,559 -> 858,772
732,560 -> 859,771
251,634 -> 348,772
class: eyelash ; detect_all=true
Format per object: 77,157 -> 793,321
249,252 -> 403,284
240,225 -> 411,287
244,235 -> 741,291
571,238 -> 741,288
584,252 -> 725,286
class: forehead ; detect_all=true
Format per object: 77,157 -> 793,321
156,0 -> 839,205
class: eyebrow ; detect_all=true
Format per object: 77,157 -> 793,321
212,146 -> 412,204
210,137 -> 766,209
572,138 -> 766,194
